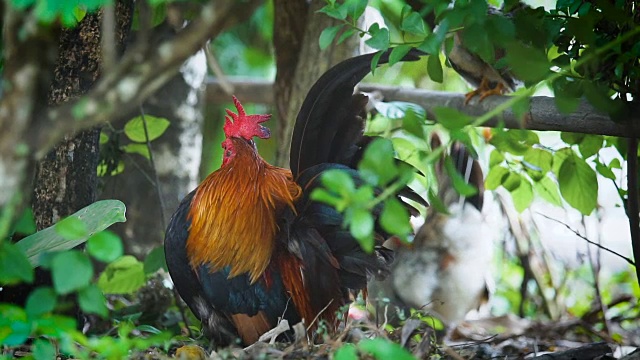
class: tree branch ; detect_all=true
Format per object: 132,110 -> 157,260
205,77 -> 640,138
33,0 -> 255,159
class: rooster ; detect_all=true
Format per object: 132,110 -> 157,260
368,136 -> 494,325
164,49 -> 425,346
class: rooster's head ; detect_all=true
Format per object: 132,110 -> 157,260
221,96 -> 271,165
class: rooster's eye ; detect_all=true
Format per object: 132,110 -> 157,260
225,150 -> 232,157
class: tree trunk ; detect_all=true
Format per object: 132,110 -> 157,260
32,1 -> 134,229
273,0 -> 359,167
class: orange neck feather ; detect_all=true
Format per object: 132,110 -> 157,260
186,138 -> 301,283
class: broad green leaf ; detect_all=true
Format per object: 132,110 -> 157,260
349,208 -> 374,252
427,188 -> 450,214
554,94 -> 581,114
317,3 -> 348,20
389,45 -> 413,67
444,156 -> 478,197
432,107 -> 473,131
33,339 -> 56,360
51,251 -> 93,294
12,207 -> 36,235
359,138 -> 398,186
558,154 -> 598,215
0,242 -> 34,285
511,179 -> 533,212
560,132 -> 585,145
551,148 -> 573,176
79,284 -> 108,317
321,169 -> 356,195
98,256 -> 146,295
427,54 -> 443,83
380,198 -> 411,238
358,338 -> 415,360
319,25 -> 343,50
55,216 -> 88,240
87,230 -> 123,263
373,101 -> 425,120
595,161 -> 616,180
311,188 -> 344,210
334,343 -> 358,360
402,108 -> 426,139
124,115 -> 170,143
32,314 -> 76,339
0,305 -> 29,346
25,287 -> 57,318
534,176 -> 563,207
578,134 -> 603,159
523,148 -> 552,181
144,246 -> 167,275
489,149 -> 505,166
504,41 -> 550,83
502,172 -> 522,192
401,11 -> 428,36
16,200 -> 127,266
365,23 -> 390,51
485,165 -> 509,190
122,143 -> 151,160
343,0 -> 367,20
609,158 -> 622,169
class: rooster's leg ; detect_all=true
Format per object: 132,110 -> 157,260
464,77 -> 506,104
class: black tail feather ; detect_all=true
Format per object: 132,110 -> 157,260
290,48 -> 426,177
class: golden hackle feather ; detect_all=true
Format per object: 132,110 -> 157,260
186,138 -> 301,283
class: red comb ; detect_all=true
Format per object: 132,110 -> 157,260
223,96 -> 271,141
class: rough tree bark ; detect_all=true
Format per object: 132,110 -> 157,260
32,1 -> 134,229
273,0 -> 359,167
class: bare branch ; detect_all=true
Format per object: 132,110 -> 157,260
205,77 -> 640,138
536,212 -> 635,266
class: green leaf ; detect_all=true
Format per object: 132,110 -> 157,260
511,179 -> 533,212
444,156 -> 478,197
551,148 -> 573,176
489,149 -> 505,167
365,23 -> 390,51
485,165 -> 509,190
87,230 -> 123,263
55,216 -> 88,240
523,148 -> 552,181
358,338 -> 415,360
389,45 -> 413,67
504,42 -> 550,83
319,25 -> 343,50
122,143 -> 151,160
595,161 -> 616,180
98,256 -> 146,295
561,132 -> 585,145
432,107 -> 473,131
51,251 -> 93,294
558,154 -> 598,215
26,287 -> 57,318
502,172 -> 522,192
33,339 -> 56,360
310,188 -> 344,209
380,198 -> 411,237
144,246 -> 167,275
401,11 -> 428,36
373,101 -> 425,120
427,188 -> 449,214
343,0 -> 367,20
0,305 -> 29,346
427,54 -> 443,83
317,3 -> 348,20
124,115 -> 170,143
16,200 -> 127,266
12,207 -> 36,236
534,176 -> 563,207
402,108 -> 426,139
359,138 -> 398,186
349,208 -> 374,252
79,284 -> 108,317
578,134 -> 603,159
334,343 -> 358,360
0,242 -> 34,285
321,169 -> 356,195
